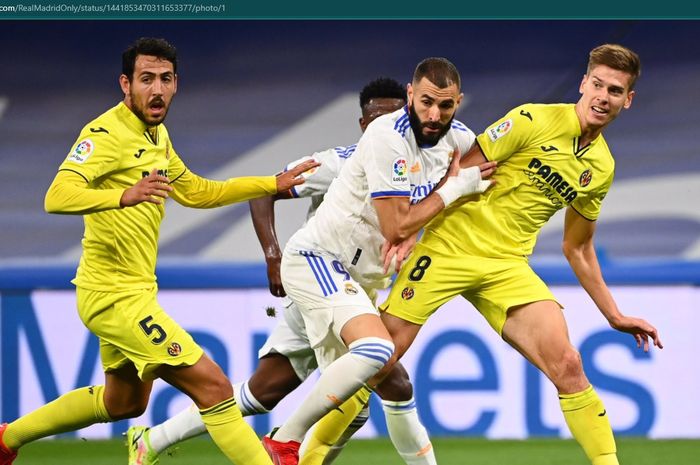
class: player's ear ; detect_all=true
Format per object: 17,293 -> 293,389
623,90 -> 635,109
119,74 -> 130,96
359,116 -> 367,132
579,74 -> 587,94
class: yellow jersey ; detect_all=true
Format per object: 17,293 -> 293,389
54,102 -> 276,291
423,103 -> 615,259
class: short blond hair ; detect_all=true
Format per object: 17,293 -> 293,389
588,44 -> 641,90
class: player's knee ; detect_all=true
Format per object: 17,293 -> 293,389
549,348 -> 584,387
253,389 -> 286,411
106,397 -> 149,420
349,337 -> 395,371
195,375 -> 235,408
375,362 -> 413,401
247,365 -> 301,410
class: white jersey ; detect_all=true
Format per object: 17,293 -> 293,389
286,106 -> 476,290
285,144 -> 356,223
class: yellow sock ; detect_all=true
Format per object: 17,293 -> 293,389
200,397 -> 272,465
3,385 -> 111,450
300,385 -> 372,465
560,385 -> 618,465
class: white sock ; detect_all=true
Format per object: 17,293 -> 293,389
148,403 -> 206,454
233,381 -> 270,416
382,398 -> 437,465
322,405 -> 370,465
274,337 -> 394,443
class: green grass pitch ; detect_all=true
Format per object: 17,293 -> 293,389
13,437 -> 700,464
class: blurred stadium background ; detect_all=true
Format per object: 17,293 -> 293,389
1,20 -> 698,264
1,20 -> 699,453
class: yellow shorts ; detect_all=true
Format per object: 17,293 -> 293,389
76,286 -> 203,380
380,242 -> 560,335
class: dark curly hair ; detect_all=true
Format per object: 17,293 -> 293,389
122,37 -> 177,81
359,77 -> 406,109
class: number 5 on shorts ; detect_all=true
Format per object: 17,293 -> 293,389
139,315 -> 167,344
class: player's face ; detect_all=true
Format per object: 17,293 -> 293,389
359,97 -> 406,132
120,55 -> 177,126
576,64 -> 634,132
407,77 -> 463,146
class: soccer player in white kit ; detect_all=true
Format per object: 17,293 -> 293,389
126,78 -> 441,465
263,58 -> 497,465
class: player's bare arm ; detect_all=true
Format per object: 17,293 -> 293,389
249,195 -> 286,297
563,206 -> 663,351
120,168 -> 173,207
374,152 -> 496,244
458,143 -> 489,168
275,158 -> 320,193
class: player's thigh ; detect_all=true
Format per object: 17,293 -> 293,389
103,362 -> 153,419
464,258 -> 561,336
282,249 -> 379,348
379,243 -> 472,325
501,299 -> 577,376
77,287 -> 203,381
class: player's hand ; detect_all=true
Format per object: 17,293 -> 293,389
609,315 -> 663,352
120,168 -> 172,207
436,154 -> 497,207
265,256 -> 286,297
275,159 -> 321,193
382,234 -> 417,274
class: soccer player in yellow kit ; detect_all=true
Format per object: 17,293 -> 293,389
376,44 -> 663,465
0,37 -> 315,465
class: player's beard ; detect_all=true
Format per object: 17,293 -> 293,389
408,103 -> 453,147
130,92 -> 170,126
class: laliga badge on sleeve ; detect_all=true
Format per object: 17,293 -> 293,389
487,119 -> 513,142
67,138 -> 94,164
391,157 -> 409,185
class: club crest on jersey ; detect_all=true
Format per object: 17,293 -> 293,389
579,169 -> 593,187
401,287 -> 415,300
344,283 -> 358,295
487,119 -> 513,142
167,342 -> 182,356
392,157 -> 408,184
67,138 -> 94,164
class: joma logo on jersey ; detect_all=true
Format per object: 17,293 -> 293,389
525,158 -> 578,204
410,180 -> 437,204
141,169 -> 168,178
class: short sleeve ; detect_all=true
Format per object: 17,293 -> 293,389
363,127 -> 411,200
476,104 -> 537,163
286,147 -> 344,198
450,120 -> 477,156
571,171 -> 615,221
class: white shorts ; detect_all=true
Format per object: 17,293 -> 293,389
258,297 -> 318,380
281,247 -> 379,351
259,297 -> 352,375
